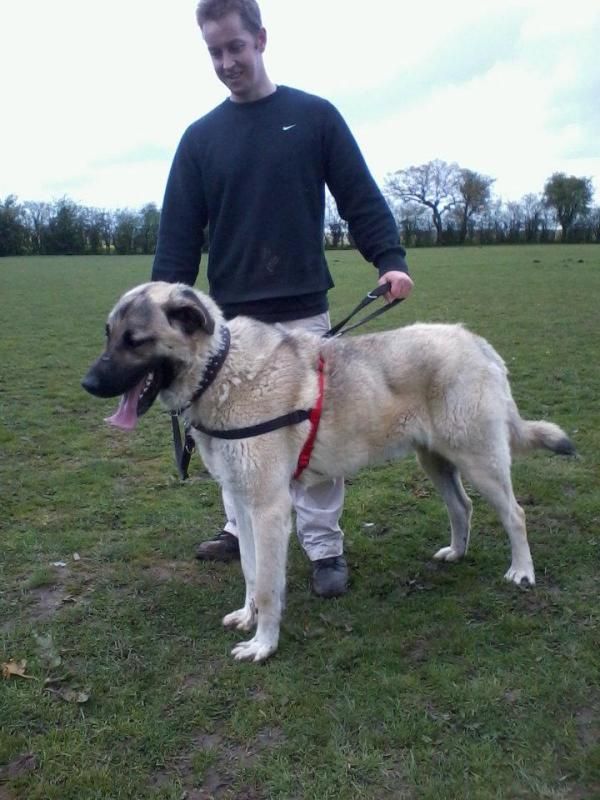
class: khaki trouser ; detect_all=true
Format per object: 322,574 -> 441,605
221,312 -> 345,561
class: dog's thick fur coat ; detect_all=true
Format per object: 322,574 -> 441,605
83,282 -> 575,662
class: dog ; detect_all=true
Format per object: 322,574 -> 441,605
82,281 -> 575,662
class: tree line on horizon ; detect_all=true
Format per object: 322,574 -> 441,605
0,162 -> 597,257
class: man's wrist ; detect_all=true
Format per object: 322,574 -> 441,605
374,246 -> 409,277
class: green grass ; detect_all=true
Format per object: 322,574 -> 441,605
1,246 -> 599,799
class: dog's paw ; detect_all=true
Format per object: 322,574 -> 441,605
433,546 -> 463,563
223,606 -> 257,632
231,637 -> 277,663
504,565 -> 535,588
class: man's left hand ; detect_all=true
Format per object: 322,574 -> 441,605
379,271 -> 414,303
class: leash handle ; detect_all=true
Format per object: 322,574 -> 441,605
325,282 -> 402,338
366,283 -> 390,300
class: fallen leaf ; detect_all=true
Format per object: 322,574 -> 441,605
2,659 -> 34,680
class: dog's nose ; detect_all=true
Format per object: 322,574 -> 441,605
81,372 -> 102,396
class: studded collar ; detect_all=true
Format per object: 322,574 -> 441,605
177,325 -> 231,413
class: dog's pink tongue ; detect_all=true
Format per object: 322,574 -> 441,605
104,380 -> 144,430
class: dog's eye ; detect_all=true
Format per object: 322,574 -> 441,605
123,330 -> 154,349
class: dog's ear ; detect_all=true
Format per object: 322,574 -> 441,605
166,289 -> 215,336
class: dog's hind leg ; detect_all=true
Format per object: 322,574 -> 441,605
231,489 -> 292,663
454,450 -> 535,587
416,448 -> 473,563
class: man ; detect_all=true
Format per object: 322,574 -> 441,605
152,0 -> 413,598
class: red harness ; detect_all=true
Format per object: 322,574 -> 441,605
293,356 -> 325,479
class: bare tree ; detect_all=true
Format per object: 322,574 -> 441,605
324,192 -> 348,249
476,198 -> 505,244
390,201 -> 433,247
519,193 -> 544,243
385,159 -> 461,244
505,201 -> 526,243
24,201 -> 51,254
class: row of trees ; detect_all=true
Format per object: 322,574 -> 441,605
1,165 -> 598,256
379,162 -> 597,247
0,197 -> 160,257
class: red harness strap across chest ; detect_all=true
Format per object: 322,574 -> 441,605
190,355 -> 326,480
293,355 -> 325,480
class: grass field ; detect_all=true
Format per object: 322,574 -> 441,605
1,246 -> 599,800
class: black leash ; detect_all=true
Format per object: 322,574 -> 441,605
171,411 -> 196,480
172,282 -> 402,479
324,282 -> 402,338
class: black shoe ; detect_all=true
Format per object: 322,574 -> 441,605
311,555 -> 349,598
195,530 -> 240,562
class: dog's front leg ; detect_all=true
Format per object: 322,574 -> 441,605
231,491 -> 292,663
222,497 -> 258,633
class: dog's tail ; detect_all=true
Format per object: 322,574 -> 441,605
509,414 -> 576,456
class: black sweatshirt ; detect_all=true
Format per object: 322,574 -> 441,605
152,86 -> 408,322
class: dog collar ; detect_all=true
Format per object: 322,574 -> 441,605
177,325 -> 231,413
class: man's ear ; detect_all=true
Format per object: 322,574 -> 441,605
166,289 -> 215,335
256,27 -> 267,52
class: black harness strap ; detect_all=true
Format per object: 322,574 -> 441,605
192,408 -> 311,440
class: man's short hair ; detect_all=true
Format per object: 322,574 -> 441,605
196,0 -> 263,35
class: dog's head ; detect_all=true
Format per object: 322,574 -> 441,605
82,282 -> 221,429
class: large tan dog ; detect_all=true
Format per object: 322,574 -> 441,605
83,282 -> 574,662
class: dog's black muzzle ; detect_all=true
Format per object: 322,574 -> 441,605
81,355 -> 150,399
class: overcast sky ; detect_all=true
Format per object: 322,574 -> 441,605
2,0 -> 599,209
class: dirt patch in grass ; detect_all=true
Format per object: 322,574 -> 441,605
404,638 -> 432,664
149,725 -> 285,798
141,559 -> 200,585
0,753 -> 38,783
574,705 -> 600,748
564,785 -> 600,800
27,584 -> 71,621
24,564 -> 94,622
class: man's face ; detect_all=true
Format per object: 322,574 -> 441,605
202,12 -> 267,102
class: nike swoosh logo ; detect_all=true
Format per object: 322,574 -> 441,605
282,124 -> 296,131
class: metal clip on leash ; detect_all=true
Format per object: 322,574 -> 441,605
324,282 -> 403,338
171,411 -> 196,480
